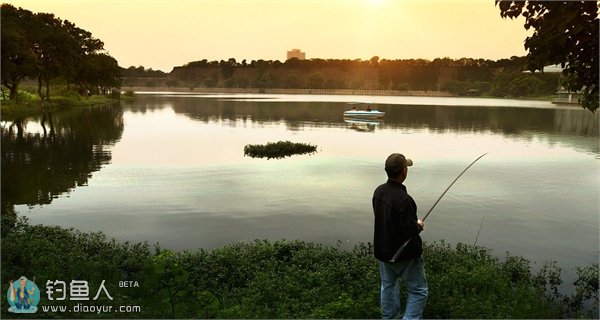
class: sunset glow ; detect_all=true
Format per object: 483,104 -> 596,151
6,0 -> 530,72
365,0 -> 388,6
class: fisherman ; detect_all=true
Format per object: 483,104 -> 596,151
372,153 -> 427,319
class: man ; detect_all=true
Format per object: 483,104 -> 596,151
373,153 -> 428,319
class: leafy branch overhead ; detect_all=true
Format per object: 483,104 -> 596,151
496,1 -> 599,112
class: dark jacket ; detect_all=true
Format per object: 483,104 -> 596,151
373,179 -> 423,262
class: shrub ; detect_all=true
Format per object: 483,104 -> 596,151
244,141 -> 318,159
1,220 -> 597,318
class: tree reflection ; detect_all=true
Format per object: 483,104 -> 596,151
130,95 -> 599,139
1,105 -> 124,232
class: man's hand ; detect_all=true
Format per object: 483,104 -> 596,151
417,219 -> 425,231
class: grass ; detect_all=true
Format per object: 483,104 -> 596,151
1,91 -> 119,120
1,217 -> 597,319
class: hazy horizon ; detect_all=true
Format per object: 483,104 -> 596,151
7,0 -> 531,72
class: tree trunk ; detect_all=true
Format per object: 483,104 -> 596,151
9,85 -> 18,102
37,75 -> 44,100
4,78 -> 19,102
41,113 -> 48,138
14,119 -> 24,140
45,78 -> 50,101
80,81 -> 90,97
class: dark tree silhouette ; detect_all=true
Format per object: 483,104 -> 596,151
497,1 -> 599,112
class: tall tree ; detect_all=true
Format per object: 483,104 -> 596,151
61,20 -> 106,95
0,5 -> 37,101
1,4 -> 119,101
31,12 -> 67,100
85,53 -> 122,94
497,1 -> 599,112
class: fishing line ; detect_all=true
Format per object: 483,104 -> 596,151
389,152 -> 488,263
473,213 -> 487,246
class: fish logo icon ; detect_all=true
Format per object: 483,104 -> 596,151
7,276 -> 40,313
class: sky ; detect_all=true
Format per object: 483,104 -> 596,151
7,0 -> 532,72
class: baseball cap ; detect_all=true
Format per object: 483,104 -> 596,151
385,153 -> 413,171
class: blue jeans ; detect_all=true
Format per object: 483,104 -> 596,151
379,257 -> 428,319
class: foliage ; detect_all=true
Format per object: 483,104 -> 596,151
121,66 -> 166,78
0,91 -> 118,120
497,1 -> 599,112
141,250 -> 199,318
178,241 -> 381,318
424,242 -> 561,318
1,218 -> 154,319
244,140 -> 318,159
489,72 -> 560,98
0,4 -> 37,101
0,4 -> 121,101
167,56 -> 535,95
568,264 -> 600,317
220,59 -> 236,79
442,80 -> 488,96
151,54 -> 577,101
1,220 -> 598,318
307,72 -> 325,89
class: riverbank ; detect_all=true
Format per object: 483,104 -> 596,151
1,95 -> 119,120
1,218 -> 597,319
122,86 -> 455,97
123,86 -> 561,104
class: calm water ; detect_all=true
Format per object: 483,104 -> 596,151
2,93 -> 598,276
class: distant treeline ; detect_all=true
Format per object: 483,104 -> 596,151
122,57 -> 561,98
121,66 -> 167,78
1,4 -> 121,101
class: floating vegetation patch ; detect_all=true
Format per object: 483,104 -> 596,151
244,141 -> 318,159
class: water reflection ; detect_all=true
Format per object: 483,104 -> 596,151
5,95 -> 598,278
1,105 -> 124,217
343,118 -> 382,132
129,95 -> 598,153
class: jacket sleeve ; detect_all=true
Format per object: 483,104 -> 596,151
397,196 -> 420,239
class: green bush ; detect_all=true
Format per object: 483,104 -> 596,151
1,219 -> 597,318
489,72 -> 560,98
244,141 -> 318,159
54,85 -> 82,98
1,218 -> 154,319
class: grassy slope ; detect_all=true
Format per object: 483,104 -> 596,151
3,219 -> 596,319
1,95 -> 118,120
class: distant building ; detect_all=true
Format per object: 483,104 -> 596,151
542,64 -> 563,73
287,49 -> 306,60
538,64 -> 583,105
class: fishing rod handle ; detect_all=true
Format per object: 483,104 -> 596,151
389,238 -> 412,263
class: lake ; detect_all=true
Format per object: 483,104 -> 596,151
2,93 -> 598,278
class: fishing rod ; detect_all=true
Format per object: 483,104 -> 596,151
389,152 -> 488,263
